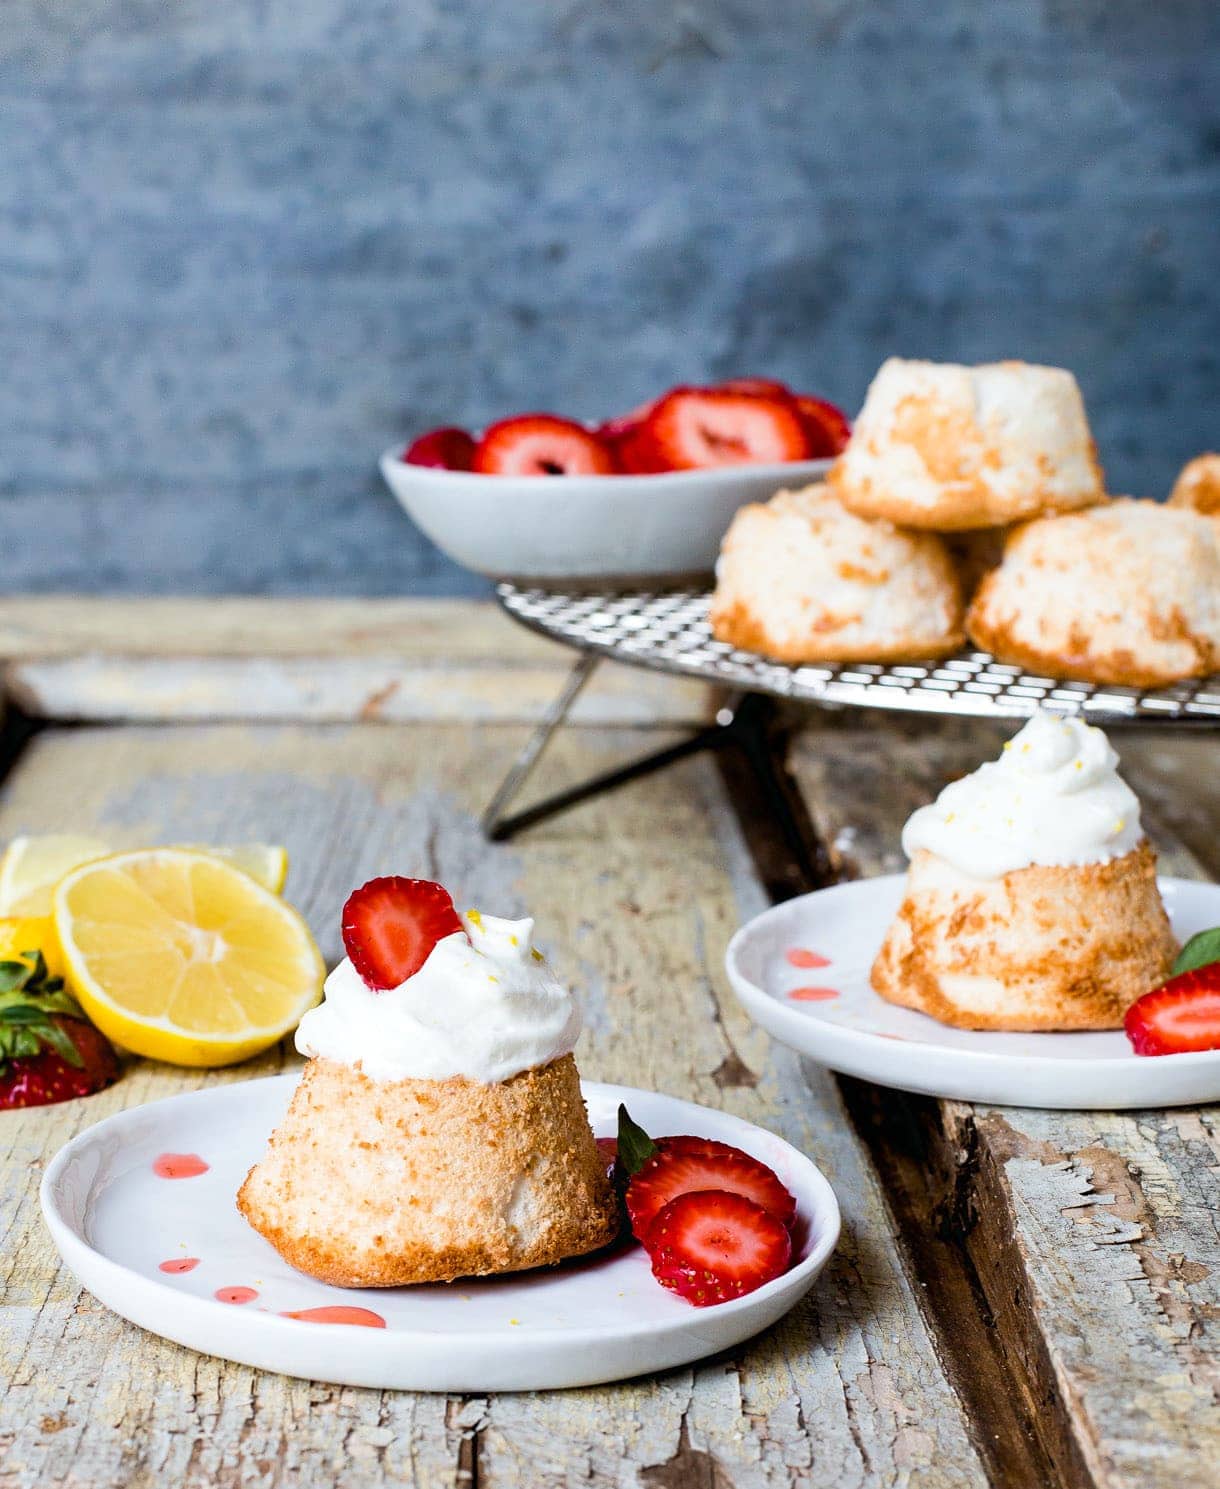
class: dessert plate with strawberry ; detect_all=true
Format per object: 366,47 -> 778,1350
379,379 -> 848,583
41,1079 -> 839,1391
727,875 -> 1220,1110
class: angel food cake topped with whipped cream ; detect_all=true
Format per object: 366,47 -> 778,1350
239,876 -> 615,1287
872,711 -> 1176,1031
901,711 -> 1142,881
296,907 -> 580,1084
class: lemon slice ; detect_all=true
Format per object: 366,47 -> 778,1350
0,834 -> 111,916
53,849 -> 324,1067
171,843 -> 289,895
0,914 -> 65,978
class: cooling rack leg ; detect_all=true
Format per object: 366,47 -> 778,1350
482,652 -> 602,841
481,672 -> 840,869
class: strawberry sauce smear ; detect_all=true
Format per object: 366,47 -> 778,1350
281,1305 -> 386,1328
788,986 -> 839,1002
153,1153 -> 210,1179
159,1257 -> 200,1274
215,1286 -> 259,1304
785,948 -> 831,969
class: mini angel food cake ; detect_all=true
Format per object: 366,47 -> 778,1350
1168,453 -> 1220,518
238,878 -> 615,1286
709,484 -> 964,662
829,358 -> 1104,530
967,499 -> 1220,686
871,712 -> 1176,1031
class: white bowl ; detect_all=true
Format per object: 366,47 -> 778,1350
379,445 -> 833,584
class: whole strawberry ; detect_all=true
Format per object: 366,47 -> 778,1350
0,950 -> 119,1108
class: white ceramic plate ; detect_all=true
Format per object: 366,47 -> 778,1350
726,876 -> 1220,1109
379,445 -> 832,582
41,1076 -> 839,1392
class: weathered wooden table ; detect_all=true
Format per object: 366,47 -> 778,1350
1,599 -> 1216,1489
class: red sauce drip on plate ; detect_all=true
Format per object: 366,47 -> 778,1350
789,986 -> 839,1002
281,1305 -> 387,1328
153,1153 -> 210,1179
215,1286 -> 259,1304
786,948 -> 831,969
158,1257 -> 200,1274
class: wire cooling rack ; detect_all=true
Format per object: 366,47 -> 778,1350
497,583 -> 1220,725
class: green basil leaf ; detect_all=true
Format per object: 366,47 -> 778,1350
37,1019 -> 83,1067
1172,927 -> 1220,978
0,1004 -> 52,1026
0,960 -> 33,993
617,1104 -> 657,1177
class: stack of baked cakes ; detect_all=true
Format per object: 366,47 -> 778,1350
710,358 -> 1220,686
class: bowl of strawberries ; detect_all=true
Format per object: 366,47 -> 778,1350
379,378 -> 850,583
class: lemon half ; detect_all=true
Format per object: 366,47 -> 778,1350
53,849 -> 323,1067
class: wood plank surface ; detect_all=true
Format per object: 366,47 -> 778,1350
788,714 -> 1220,1489
0,721 -> 987,1489
0,597 -> 713,725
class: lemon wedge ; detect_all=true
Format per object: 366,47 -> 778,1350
0,914 -> 65,978
53,849 -> 324,1067
171,843 -> 289,895
0,834 -> 111,916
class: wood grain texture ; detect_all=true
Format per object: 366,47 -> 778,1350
0,721 -> 986,1488
788,714 -> 1220,1489
0,598 -> 712,726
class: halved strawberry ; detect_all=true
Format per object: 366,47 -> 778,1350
473,415 -> 617,477
646,1189 -> 791,1307
0,952 -> 119,1109
715,377 -> 793,399
636,387 -> 811,471
595,1136 -> 619,1183
1125,964 -> 1220,1055
597,397 -> 659,444
403,427 -> 477,470
625,1134 -> 796,1242
794,395 -> 851,457
341,877 -> 465,991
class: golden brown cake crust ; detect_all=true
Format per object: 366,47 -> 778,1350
1168,453 -> 1220,517
828,359 -> 1106,531
966,590 -> 1217,688
870,843 -> 1177,1031
237,1052 -> 616,1287
965,501 -> 1220,687
710,596 -> 964,664
707,485 -> 965,663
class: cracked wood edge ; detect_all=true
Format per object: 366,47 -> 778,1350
788,713 -> 1220,1489
0,597 -> 714,725
0,721 -> 986,1489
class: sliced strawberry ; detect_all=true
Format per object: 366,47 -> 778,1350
646,1190 -> 791,1306
341,877 -> 465,991
794,395 -> 851,457
625,1134 -> 796,1242
1125,964 -> 1220,1055
473,415 -> 617,477
403,427 -> 477,470
597,397 -> 659,444
595,1136 -> 619,1183
0,953 -> 119,1109
715,377 -> 793,399
637,387 -> 811,471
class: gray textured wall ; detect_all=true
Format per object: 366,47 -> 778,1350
4,1 -> 1219,595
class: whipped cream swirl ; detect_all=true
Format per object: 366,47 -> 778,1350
295,908 -> 581,1084
901,710 -> 1143,879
